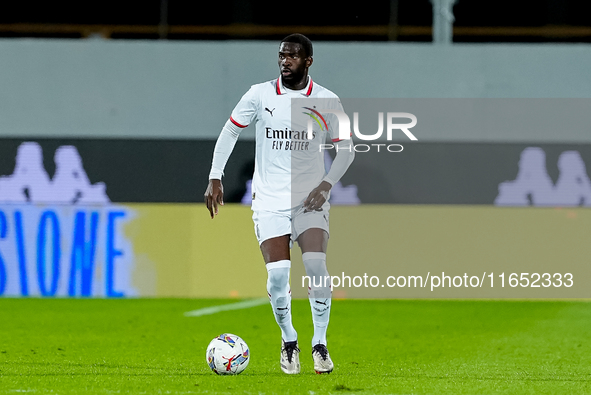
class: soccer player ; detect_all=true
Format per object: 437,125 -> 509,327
205,34 -> 354,374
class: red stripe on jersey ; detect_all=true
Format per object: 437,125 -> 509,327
276,78 -> 282,95
332,133 -> 352,142
305,79 -> 313,96
230,116 -> 247,128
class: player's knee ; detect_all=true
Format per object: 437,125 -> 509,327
267,267 -> 290,290
302,253 -> 329,284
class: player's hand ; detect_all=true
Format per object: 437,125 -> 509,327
204,179 -> 224,219
304,181 -> 332,213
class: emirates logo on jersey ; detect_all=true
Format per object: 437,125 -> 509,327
265,127 -> 315,140
265,127 -> 316,151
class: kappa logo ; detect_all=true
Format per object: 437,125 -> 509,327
495,147 -> 591,206
265,107 -> 275,116
0,142 -> 110,204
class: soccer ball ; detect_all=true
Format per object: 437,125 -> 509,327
206,333 -> 250,375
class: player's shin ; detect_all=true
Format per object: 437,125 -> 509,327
266,260 -> 298,342
302,252 -> 331,346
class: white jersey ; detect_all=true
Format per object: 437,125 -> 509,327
229,75 -> 344,212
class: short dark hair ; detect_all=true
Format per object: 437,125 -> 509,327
280,33 -> 313,58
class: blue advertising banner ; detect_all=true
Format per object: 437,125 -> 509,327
0,205 -> 135,297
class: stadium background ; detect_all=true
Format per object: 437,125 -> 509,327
0,0 -> 590,299
2,2 -> 591,394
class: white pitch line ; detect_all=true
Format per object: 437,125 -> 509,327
184,298 -> 268,317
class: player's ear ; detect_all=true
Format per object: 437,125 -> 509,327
307,56 -> 313,68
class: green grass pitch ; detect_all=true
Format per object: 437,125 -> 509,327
1,299 -> 590,394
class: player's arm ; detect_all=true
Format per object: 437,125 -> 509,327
304,97 -> 355,212
205,119 -> 245,218
205,86 -> 257,218
304,139 -> 355,212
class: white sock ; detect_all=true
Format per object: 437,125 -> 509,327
302,252 -> 331,347
266,260 -> 297,342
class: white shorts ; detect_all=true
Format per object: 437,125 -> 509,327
252,203 -> 330,246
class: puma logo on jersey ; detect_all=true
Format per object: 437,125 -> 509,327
265,107 -> 275,116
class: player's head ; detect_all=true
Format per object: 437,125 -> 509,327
281,33 -> 313,58
278,33 -> 313,83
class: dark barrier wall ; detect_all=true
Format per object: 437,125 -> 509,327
0,139 -> 254,203
1,138 -> 590,206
